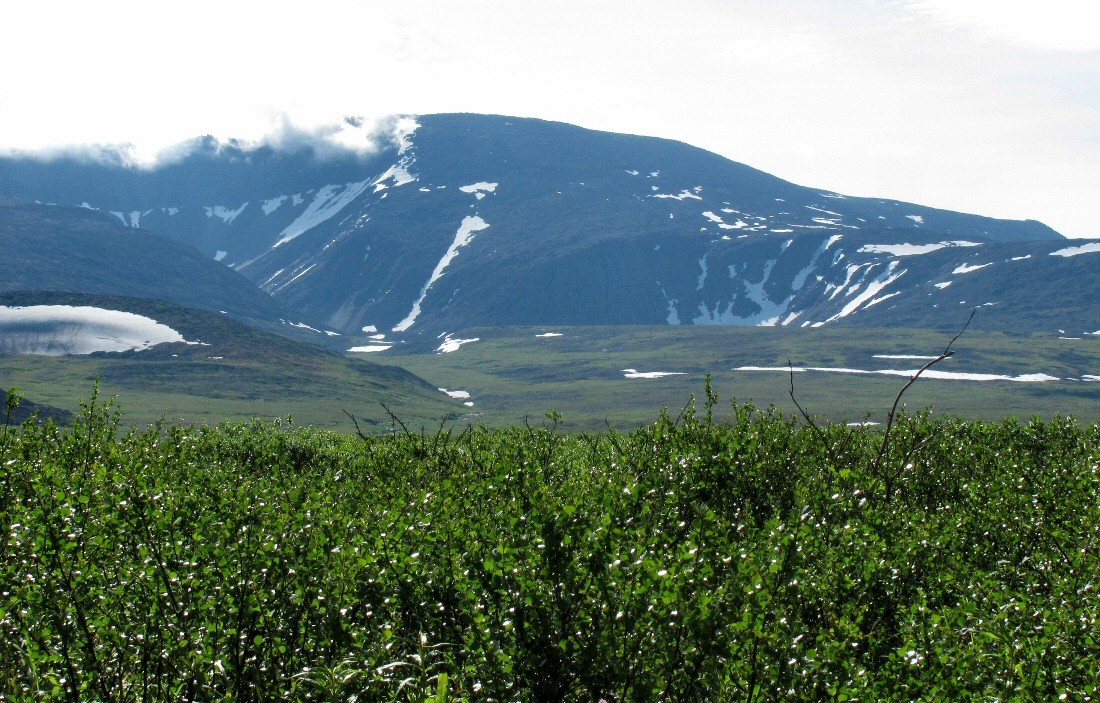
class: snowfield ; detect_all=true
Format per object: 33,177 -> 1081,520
437,335 -> 479,354
621,368 -> 685,379
394,216 -> 490,333
0,305 -> 198,355
734,365 -> 1060,383
273,180 -> 372,247
1050,242 -> 1100,258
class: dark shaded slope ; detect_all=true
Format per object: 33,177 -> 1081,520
0,201 -> 292,327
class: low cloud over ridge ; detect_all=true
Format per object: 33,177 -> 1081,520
0,113 -> 419,170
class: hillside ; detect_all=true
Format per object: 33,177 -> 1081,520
0,291 -> 463,429
0,201 -> 304,326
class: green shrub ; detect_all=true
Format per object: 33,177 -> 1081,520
1,386 -> 1097,701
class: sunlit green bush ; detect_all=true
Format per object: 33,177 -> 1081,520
1,386 -> 1097,701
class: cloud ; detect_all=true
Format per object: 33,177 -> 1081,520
903,0 -> 1100,52
1,113 -> 419,170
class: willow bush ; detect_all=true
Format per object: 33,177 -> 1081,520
1,387 -> 1097,701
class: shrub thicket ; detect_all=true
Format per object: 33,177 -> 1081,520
1,387 -> 1097,701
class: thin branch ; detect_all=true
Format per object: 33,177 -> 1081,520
872,308 -> 976,473
787,359 -> 832,451
342,409 -> 370,442
604,419 -> 626,458
381,402 -> 412,439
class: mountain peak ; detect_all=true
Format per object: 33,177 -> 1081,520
2,113 -> 1084,342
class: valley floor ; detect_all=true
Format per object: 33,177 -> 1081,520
3,325 -> 1099,433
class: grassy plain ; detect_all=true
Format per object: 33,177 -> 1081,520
3,324 -> 1098,433
373,325 -> 1100,432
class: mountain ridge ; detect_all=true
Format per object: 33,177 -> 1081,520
1,113 -> 1090,342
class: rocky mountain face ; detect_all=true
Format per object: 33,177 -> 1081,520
3,114 -> 1094,342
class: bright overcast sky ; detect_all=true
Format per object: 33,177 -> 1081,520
2,0 -> 1097,238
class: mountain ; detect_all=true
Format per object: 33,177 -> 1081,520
0,200 -> 341,342
2,114 -> 1094,341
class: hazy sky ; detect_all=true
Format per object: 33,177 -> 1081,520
2,0 -> 1097,237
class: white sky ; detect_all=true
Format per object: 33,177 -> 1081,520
2,0 -> 1097,238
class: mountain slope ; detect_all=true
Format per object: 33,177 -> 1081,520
0,201 -> 345,342
1,114 -> 1089,340
0,291 -> 462,428
0,201 -> 286,317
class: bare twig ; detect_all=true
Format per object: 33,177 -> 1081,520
787,359 -> 837,455
872,308 -> 976,475
604,419 -> 626,458
381,402 -> 413,439
341,409 -> 370,442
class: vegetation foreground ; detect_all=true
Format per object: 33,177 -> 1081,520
1,386 -> 1098,702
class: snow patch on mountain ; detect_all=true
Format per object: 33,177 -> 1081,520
650,189 -> 702,201
261,196 -> 287,215
394,116 -> 421,155
659,286 -> 681,325
790,239 -> 831,292
284,320 -> 323,333
0,305 -> 199,355
205,203 -> 248,224
273,180 -> 371,247
861,243 -> 910,256
702,210 -> 746,230
271,263 -> 318,293
736,365 -> 1058,383
437,334 -> 479,353
825,263 -> 867,301
696,254 -> 709,290
740,259 -> 791,326
953,262 -> 992,274
864,291 -> 901,309
860,241 -> 980,256
825,261 -> 906,322
393,216 -> 490,332
372,156 -> 417,192
1050,242 -> 1100,257
459,182 -> 499,199
622,369 -> 685,379
695,258 -> 795,326
347,344 -> 392,353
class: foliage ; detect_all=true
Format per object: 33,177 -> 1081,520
1,385 -> 1098,701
